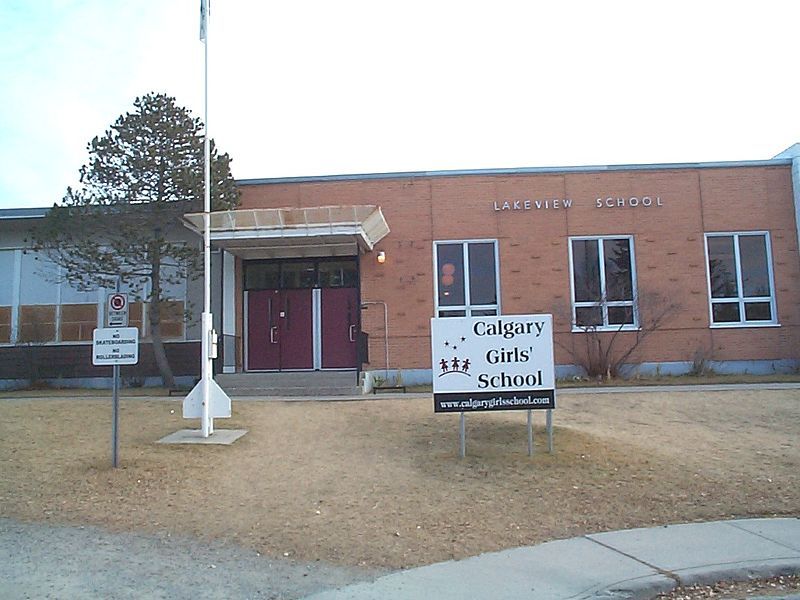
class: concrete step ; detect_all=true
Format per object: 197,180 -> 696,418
216,371 -> 361,397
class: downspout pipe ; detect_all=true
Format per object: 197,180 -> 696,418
361,300 -> 389,380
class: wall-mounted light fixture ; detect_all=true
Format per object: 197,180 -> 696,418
377,251 -> 386,264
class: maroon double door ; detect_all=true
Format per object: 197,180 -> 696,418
247,288 -> 359,371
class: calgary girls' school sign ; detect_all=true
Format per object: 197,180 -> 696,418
431,315 -> 555,413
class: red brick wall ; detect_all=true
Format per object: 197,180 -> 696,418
237,164 -> 800,370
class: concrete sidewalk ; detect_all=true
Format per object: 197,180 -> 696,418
303,518 -> 800,600
226,381 -> 800,402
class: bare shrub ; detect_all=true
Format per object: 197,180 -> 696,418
557,291 -> 680,380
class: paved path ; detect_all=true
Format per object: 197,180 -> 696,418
2,518 -> 797,599
0,518 -> 382,600
304,518 -> 800,600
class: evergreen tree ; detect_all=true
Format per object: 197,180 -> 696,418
31,92 -> 239,388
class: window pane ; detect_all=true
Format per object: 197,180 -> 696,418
318,260 -> 358,288
712,302 -> 740,323
245,263 -> 280,290
281,261 -> 316,289
439,310 -> 466,318
159,263 -> 187,301
608,305 -> 634,325
20,252 -> 58,304
468,243 -> 497,305
707,236 -> 738,298
572,240 -> 601,302
471,309 -> 498,316
603,239 -> 633,301
0,251 -> 15,306
575,306 -> 602,327
738,235 -> 771,297
61,280 -> 98,304
437,244 -> 465,307
744,302 -> 772,321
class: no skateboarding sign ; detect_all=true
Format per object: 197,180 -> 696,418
107,293 -> 129,327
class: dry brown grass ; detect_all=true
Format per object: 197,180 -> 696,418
1,389 -> 798,569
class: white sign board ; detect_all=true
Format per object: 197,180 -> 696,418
93,327 -> 139,366
106,293 -> 129,327
431,314 -> 555,412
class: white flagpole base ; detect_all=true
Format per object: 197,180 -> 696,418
183,376 -> 232,421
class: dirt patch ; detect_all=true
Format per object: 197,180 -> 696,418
655,574 -> 800,599
1,389 -> 798,569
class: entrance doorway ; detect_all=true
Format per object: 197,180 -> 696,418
245,258 -> 359,371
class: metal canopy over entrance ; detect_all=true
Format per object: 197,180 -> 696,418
182,205 -> 390,260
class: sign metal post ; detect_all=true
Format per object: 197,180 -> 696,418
527,410 -> 533,456
112,363 -> 120,467
93,320 -> 139,468
459,412 -> 466,458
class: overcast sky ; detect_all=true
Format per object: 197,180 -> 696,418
1,1 -> 798,209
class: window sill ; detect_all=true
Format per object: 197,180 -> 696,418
570,325 -> 641,334
0,338 -> 195,347
710,322 -> 781,329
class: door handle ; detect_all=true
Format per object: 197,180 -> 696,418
268,297 -> 278,344
349,324 -> 357,343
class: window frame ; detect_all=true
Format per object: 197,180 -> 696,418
0,246 -> 192,346
704,231 -> 778,328
433,239 -> 501,317
568,235 -> 639,332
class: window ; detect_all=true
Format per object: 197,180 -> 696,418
434,240 -> 499,317
705,232 -> 776,326
0,250 -> 14,344
569,236 -> 637,330
244,258 -> 359,290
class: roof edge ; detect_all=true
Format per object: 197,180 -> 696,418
0,207 -> 50,219
236,158 -> 794,187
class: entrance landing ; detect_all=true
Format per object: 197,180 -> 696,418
216,371 -> 360,397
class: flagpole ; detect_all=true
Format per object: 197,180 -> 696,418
201,0 -> 212,437
183,0 -> 230,433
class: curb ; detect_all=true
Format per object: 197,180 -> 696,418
302,519 -> 800,600
594,560 -> 800,599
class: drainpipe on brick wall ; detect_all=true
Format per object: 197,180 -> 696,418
793,156 -> 800,262
361,300 -> 389,380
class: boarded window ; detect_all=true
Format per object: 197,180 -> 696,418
60,304 -> 97,342
19,305 -> 57,343
0,306 -> 11,344
159,300 -> 185,339
128,302 -> 145,334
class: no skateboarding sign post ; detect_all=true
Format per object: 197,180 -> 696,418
93,325 -> 139,468
431,314 -> 556,458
